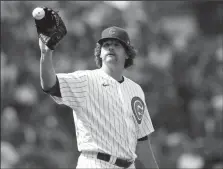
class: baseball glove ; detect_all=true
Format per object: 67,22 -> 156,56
34,7 -> 67,50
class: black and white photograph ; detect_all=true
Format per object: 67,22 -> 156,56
1,1 -> 223,168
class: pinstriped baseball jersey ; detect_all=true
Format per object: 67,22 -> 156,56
51,68 -> 154,160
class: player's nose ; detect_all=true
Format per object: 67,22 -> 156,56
108,45 -> 115,51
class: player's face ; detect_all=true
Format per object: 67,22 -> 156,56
100,39 -> 128,69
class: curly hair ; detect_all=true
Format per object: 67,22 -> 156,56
94,41 -> 137,69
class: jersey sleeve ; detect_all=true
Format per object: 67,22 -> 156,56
137,91 -> 155,139
51,71 -> 88,109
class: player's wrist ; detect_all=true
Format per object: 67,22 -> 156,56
41,48 -> 54,57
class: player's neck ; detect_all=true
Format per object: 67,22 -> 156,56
100,65 -> 124,82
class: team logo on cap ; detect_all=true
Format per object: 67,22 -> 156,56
109,28 -> 116,36
131,96 -> 145,124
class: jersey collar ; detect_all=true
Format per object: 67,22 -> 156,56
97,69 -> 125,84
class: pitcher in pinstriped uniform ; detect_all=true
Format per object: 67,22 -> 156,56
39,26 -> 159,169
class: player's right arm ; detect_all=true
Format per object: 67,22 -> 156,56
39,39 -> 57,91
39,39 -> 88,107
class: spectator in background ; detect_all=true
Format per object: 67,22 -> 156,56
1,141 -> 19,168
12,151 -> 58,168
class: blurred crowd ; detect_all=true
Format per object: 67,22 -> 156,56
1,1 -> 223,168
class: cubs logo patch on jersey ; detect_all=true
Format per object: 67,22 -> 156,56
131,96 -> 145,124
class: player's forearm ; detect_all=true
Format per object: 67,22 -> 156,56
136,139 -> 159,169
40,50 -> 57,90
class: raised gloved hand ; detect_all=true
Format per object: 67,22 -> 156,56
33,7 -> 67,50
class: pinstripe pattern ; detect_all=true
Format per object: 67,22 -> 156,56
51,69 -> 154,167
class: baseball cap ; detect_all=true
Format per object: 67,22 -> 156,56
98,26 -> 131,48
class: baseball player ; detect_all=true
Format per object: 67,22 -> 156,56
37,7 -> 159,169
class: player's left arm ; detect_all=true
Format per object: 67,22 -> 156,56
136,136 -> 159,169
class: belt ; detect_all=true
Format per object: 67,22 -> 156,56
97,152 -> 133,168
